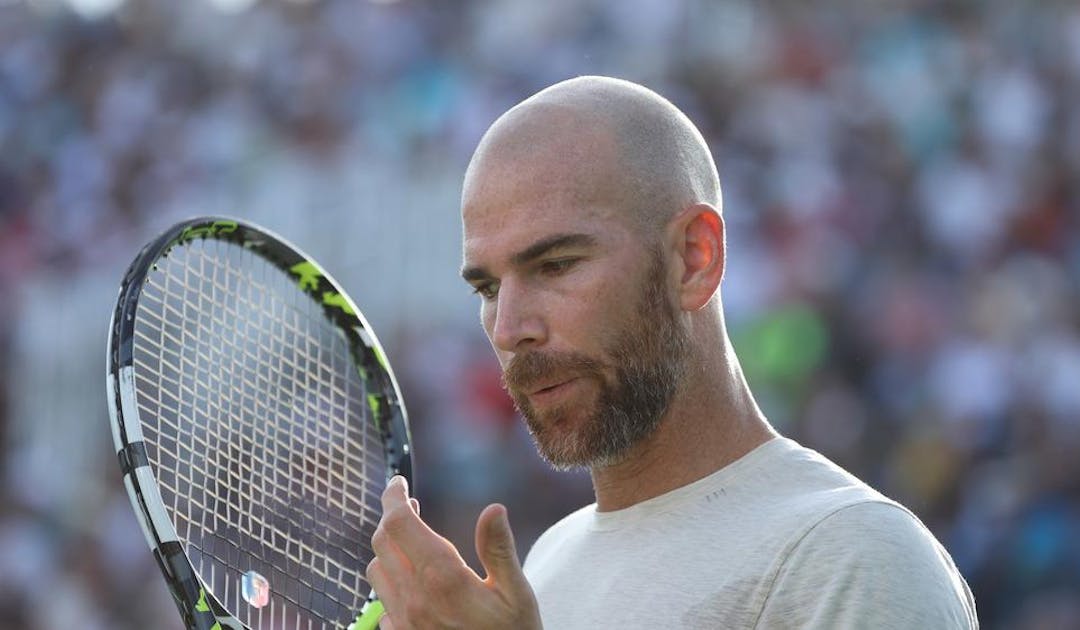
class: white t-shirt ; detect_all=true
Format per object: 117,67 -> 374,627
523,437 -> 978,629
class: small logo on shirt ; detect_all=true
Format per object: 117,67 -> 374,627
704,488 -> 727,503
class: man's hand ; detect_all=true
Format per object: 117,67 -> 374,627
366,476 -> 543,630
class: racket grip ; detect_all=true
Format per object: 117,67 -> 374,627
349,595 -> 385,630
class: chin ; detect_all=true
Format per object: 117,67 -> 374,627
528,408 -> 591,469
531,414 -> 637,471
537,438 -> 634,472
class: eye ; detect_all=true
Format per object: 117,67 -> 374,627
472,282 -> 498,301
540,258 -> 578,275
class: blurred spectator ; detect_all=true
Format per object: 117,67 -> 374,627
2,1 -> 1079,628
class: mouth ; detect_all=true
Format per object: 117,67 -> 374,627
527,377 -> 583,405
530,377 -> 577,395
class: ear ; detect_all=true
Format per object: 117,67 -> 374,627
669,203 -> 725,311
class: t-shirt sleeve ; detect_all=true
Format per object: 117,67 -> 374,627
754,501 -> 978,629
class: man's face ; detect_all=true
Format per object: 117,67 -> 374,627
461,135 -> 689,469
502,249 -> 689,469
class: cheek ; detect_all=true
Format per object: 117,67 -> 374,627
480,302 -> 495,334
479,304 -> 506,359
554,275 -> 636,347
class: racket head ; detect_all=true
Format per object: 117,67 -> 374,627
106,217 -> 410,630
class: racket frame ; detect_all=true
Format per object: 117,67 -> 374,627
106,217 -> 411,630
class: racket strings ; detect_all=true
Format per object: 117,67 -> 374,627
131,238 -> 387,628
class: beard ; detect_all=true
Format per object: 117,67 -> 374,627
502,249 -> 691,470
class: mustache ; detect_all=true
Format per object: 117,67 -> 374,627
502,350 -> 606,394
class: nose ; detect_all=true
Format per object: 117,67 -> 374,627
486,279 -> 546,354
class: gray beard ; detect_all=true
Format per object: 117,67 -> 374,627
505,251 -> 690,470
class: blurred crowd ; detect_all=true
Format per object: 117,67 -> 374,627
2,0 -> 1080,628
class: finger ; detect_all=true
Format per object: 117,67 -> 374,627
371,516 -> 413,581
365,559 -> 403,623
380,479 -> 447,566
410,497 -> 420,515
378,613 -> 396,630
475,504 -> 526,589
381,475 -> 411,512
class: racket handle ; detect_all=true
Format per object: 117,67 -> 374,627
349,594 -> 385,630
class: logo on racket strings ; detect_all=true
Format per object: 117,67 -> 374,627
241,570 -> 270,608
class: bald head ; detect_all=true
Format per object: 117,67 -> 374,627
463,76 -> 721,237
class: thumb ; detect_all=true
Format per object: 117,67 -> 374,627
475,503 -> 525,587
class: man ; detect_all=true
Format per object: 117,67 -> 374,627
366,76 -> 978,629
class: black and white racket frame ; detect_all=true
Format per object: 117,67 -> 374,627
105,217 -> 411,630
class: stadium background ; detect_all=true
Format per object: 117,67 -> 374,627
2,0 -> 1079,627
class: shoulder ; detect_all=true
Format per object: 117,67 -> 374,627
744,439 -> 887,506
759,500 -> 978,628
789,500 -> 953,572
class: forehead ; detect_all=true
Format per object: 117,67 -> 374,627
461,127 -> 634,265
462,196 -> 623,269
464,122 -> 639,250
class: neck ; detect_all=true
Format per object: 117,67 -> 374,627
588,330 -> 776,512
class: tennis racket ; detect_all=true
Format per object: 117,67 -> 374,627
106,217 -> 411,630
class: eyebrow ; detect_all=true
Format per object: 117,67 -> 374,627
460,232 -> 598,282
